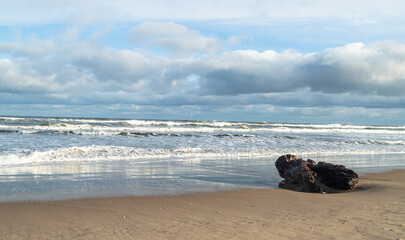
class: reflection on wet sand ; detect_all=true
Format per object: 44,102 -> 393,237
0,153 -> 404,202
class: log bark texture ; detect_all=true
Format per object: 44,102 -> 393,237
275,154 -> 359,193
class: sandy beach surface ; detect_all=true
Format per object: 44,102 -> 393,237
0,170 -> 404,240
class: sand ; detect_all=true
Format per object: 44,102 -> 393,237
0,170 -> 404,240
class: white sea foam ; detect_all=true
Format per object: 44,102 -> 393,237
2,116 -> 405,203
0,146 -> 268,165
1,117 -> 405,166
1,144 -> 404,167
1,121 -> 404,136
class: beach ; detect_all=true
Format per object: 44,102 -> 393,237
1,117 -> 404,239
0,169 -> 403,239
2,0 -> 405,238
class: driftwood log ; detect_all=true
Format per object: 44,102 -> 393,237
275,154 -> 359,193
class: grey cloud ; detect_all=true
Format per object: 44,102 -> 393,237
69,46 -> 150,82
1,39 -> 405,110
141,92 -> 405,109
191,42 -> 405,97
251,92 -> 405,109
300,42 -> 405,96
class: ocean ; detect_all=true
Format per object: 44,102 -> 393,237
1,116 -> 404,202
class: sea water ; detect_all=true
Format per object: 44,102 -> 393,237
0,116 -> 404,202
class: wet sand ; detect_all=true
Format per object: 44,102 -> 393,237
0,170 -> 404,239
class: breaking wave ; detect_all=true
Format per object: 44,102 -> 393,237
1,116 -> 405,166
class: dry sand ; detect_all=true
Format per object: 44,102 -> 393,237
0,170 -> 404,240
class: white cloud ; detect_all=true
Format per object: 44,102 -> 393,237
225,35 -> 249,46
1,0 -> 405,25
0,40 -> 57,58
128,22 -> 220,54
0,59 -> 57,93
1,37 -> 405,109
190,41 -> 405,96
1,1 -> 404,123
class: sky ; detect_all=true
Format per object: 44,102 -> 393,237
1,0 -> 405,125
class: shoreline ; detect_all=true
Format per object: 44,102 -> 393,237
0,169 -> 404,239
1,153 -> 404,203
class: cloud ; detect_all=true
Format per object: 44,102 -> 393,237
300,42 -> 405,96
0,59 -> 57,94
1,35 -> 405,110
0,40 -> 57,58
1,0 -> 405,25
191,42 -> 405,96
128,22 -> 220,54
1,1 -> 404,123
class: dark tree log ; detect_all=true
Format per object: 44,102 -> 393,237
309,162 -> 359,190
275,154 -> 359,193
